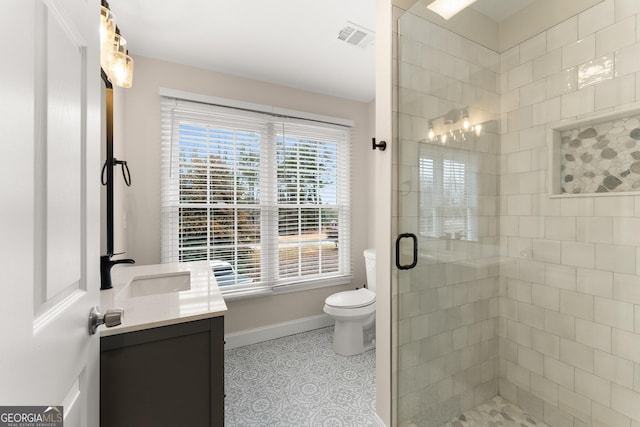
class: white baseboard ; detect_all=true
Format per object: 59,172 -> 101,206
371,412 -> 386,426
224,314 -> 334,349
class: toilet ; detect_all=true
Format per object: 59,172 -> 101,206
324,248 -> 376,356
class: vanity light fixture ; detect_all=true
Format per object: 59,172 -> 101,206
427,0 -> 478,20
100,0 -> 134,88
100,0 -> 135,290
426,107 -> 482,144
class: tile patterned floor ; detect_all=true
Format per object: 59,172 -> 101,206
224,326 -> 376,426
225,328 -> 544,427
442,395 -> 550,427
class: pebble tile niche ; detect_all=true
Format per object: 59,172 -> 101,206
561,114 -> 640,194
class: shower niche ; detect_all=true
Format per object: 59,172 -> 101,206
550,108 -> 640,196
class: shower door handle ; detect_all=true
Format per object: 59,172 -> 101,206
395,233 -> 418,270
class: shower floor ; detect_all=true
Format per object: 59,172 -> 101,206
442,395 -> 549,427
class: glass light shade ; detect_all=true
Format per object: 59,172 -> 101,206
100,7 -> 115,41
113,33 -> 127,54
109,52 -> 134,88
100,7 -> 116,71
100,6 -> 134,88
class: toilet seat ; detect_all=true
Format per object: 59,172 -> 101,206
325,288 -> 375,309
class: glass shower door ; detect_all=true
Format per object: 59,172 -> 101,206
395,4 -> 501,425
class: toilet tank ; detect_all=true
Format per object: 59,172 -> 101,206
364,248 -> 376,292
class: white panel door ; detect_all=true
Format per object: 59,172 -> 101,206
0,0 -> 101,425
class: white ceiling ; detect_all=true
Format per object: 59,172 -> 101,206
108,0 -> 540,104
470,0 -> 537,23
108,0 -> 376,102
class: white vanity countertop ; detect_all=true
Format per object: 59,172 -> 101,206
99,261 -> 227,337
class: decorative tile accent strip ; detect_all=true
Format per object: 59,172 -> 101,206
561,114 -> 640,194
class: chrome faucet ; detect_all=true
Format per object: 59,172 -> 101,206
100,255 -> 135,290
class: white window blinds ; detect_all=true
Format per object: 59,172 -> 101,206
161,97 -> 352,296
418,145 -> 478,241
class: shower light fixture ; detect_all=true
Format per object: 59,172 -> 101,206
100,1 -> 134,88
427,121 -> 435,140
427,0 -> 478,20
426,107 -> 482,144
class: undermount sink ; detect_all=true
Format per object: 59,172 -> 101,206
128,271 -> 191,297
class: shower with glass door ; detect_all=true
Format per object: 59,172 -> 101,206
392,0 -> 640,426
394,3 -> 501,425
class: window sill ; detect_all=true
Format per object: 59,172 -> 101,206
221,275 -> 353,302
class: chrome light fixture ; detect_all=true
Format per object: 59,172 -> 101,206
100,1 -> 134,88
427,0 -> 478,20
426,107 -> 482,143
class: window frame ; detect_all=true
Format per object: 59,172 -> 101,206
160,89 -> 353,299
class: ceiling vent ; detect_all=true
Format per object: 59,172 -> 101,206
337,21 -> 374,48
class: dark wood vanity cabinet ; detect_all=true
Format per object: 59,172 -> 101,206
100,316 -> 224,427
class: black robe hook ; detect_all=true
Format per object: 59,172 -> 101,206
372,137 -> 387,151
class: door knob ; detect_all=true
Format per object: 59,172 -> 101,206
88,306 -> 123,335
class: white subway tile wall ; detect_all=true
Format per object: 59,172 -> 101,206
396,1 -> 640,425
499,0 -> 640,425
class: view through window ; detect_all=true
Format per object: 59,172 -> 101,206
161,98 -> 351,295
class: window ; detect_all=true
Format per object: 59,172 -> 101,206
161,96 -> 351,297
419,145 -> 478,241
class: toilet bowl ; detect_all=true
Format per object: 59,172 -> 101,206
323,248 -> 376,356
